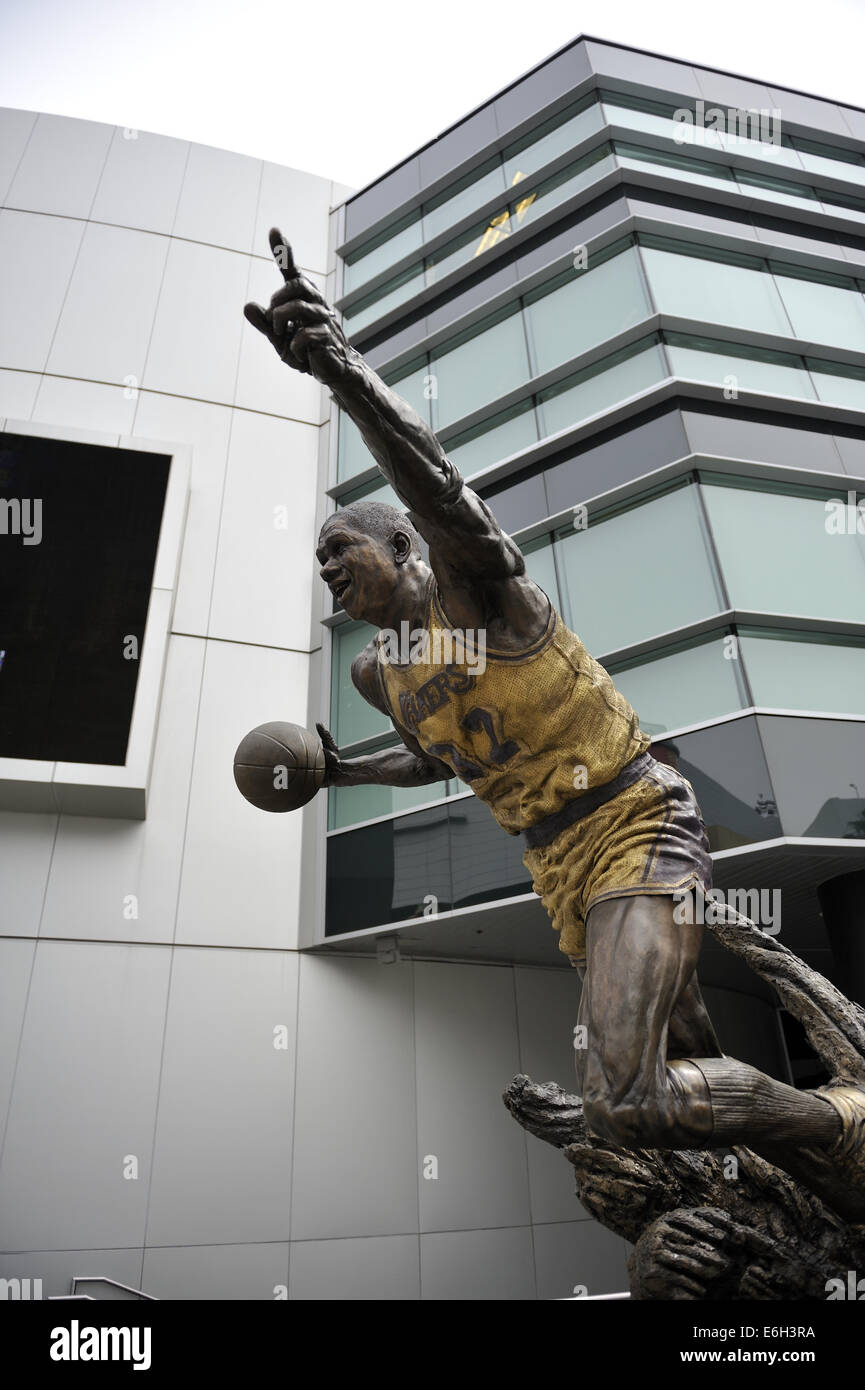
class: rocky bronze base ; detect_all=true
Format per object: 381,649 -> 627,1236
505,1075 -> 865,1299
504,910 -> 865,1300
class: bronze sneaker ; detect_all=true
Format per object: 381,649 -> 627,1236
821,1086 -> 865,1210
755,1086 -> 865,1225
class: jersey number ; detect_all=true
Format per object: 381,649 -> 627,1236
427,706 -> 520,782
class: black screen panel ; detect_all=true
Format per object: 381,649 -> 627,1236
0,431 -> 170,765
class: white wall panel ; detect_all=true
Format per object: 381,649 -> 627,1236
415,961 -> 531,1233
31,375 -> 137,435
142,1242 -> 289,1300
145,947 -> 297,1245
420,1225 -> 535,1300
234,259 -> 327,421
131,391 -> 233,636
47,222 -> 168,385
0,940 -> 170,1250
0,812 -> 57,938
5,114 -> 113,219
0,938 -> 36,1122
173,144 -> 261,253
534,1219 -> 630,1300
290,957 -> 417,1240
208,409 -> 319,650
143,239 -> 247,404
91,127 -> 188,235
0,367 -> 40,419
289,1234 -> 419,1300
0,210 -> 84,372
0,1247 -> 145,1299
0,108 -> 37,204
174,638 -> 309,949
39,636 -> 204,943
514,965 -> 587,1224
254,161 -> 333,276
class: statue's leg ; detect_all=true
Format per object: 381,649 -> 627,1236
578,892 -> 841,1152
666,970 -> 722,1062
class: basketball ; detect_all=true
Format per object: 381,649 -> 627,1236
233,721 -> 326,813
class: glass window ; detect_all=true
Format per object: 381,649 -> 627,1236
735,168 -> 821,212
538,341 -> 667,438
342,212 -> 423,296
602,100 -> 717,147
672,716 -> 782,851
702,479 -> 865,625
431,305 -> 529,429
757,715 -> 865,839
641,241 -> 792,338
342,262 -> 425,334
525,243 -> 651,379
817,186 -> 865,222
521,536 -> 560,608
330,621 -> 390,746
794,139 -> 865,188
510,148 -> 617,232
385,359 -> 434,421
807,358 -> 865,409
337,476 -> 404,511
325,804 -> 454,934
611,634 -> 747,735
338,355 -> 432,482
478,470 -> 548,535
665,335 -> 815,399
503,98 -> 605,183
422,156 -> 506,243
772,266 -> 865,353
445,398 -> 538,475
337,413 -> 371,483
740,629 -> 865,718
614,141 -> 736,194
554,483 -> 723,657
716,128 -> 803,171
448,794 -> 532,907
424,212 -> 513,287
328,772 -> 452,830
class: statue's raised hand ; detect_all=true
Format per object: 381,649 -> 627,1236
243,228 -> 352,386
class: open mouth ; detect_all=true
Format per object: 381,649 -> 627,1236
331,578 -> 352,603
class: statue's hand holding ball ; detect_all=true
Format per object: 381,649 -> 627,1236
233,721 -> 332,813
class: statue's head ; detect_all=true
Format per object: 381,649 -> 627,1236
316,500 -> 428,626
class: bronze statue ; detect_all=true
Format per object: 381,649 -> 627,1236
244,229 -> 865,1234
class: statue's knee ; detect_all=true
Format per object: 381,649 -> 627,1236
582,1092 -> 643,1145
583,1089 -> 674,1147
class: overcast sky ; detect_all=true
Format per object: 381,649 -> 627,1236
1,0 -> 864,192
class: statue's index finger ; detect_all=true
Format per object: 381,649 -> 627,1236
269,227 -> 299,281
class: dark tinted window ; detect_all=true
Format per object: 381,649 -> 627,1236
0,431 -> 169,765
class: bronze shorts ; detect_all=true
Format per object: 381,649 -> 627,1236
522,757 -> 713,960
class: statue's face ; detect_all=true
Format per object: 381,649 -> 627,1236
316,519 -> 405,625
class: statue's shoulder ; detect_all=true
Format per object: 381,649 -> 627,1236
350,637 -> 388,712
350,636 -> 379,684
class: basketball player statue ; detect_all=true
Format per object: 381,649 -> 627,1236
244,229 -> 865,1223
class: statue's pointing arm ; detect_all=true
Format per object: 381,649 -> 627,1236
244,229 -> 524,581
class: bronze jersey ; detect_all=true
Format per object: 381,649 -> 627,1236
375,579 -> 651,835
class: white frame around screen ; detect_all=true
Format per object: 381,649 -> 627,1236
0,418 -> 189,818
